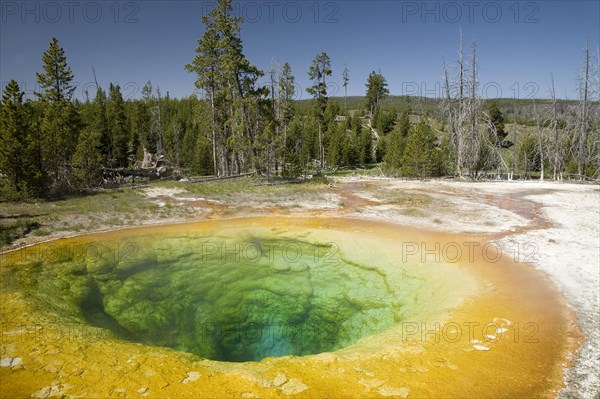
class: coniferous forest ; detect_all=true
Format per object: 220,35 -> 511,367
1,0 -> 599,200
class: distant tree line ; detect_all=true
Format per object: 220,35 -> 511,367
1,0 -> 598,200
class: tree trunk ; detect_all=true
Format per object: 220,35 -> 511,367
577,43 -> 590,178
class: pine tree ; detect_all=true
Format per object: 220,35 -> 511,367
283,117 -> 306,178
342,65 -> 350,110
401,117 -> 439,178
279,62 -> 296,174
35,38 -> 76,102
383,112 -> 414,172
397,111 -> 411,138
0,80 -> 31,198
72,87 -> 110,187
72,127 -> 104,188
307,52 -> 332,169
187,0 -> 265,176
357,129 -> 373,165
90,88 -> 111,161
376,108 -> 398,135
137,81 -> 156,153
186,11 -> 223,175
344,130 -> 359,166
22,101 -> 47,195
375,134 -> 386,163
194,133 -> 214,175
40,102 -> 80,188
326,125 -> 343,166
487,100 -> 508,146
35,37 -> 80,190
107,84 -> 129,167
365,71 -> 389,116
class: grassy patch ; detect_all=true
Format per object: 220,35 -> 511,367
0,188 -> 157,246
326,165 -> 383,177
0,177 -> 335,246
370,189 -> 433,206
401,208 -> 428,218
0,218 -> 41,246
32,228 -> 51,237
158,177 -> 327,198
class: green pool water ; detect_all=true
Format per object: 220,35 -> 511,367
5,219 -> 476,362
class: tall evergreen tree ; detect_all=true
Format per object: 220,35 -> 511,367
487,100 -> 508,146
401,117 -> 440,178
383,112 -> 410,172
278,62 -> 296,174
194,133 -> 214,175
35,37 -> 76,102
72,87 -> 111,187
307,52 -> 332,168
139,81 -> 160,154
107,84 -> 129,167
72,125 -> 104,188
365,71 -> 389,116
186,11 -> 222,175
187,0 -> 265,176
35,37 -> 80,190
342,65 -> 350,110
283,117 -> 306,178
357,129 -> 373,165
0,81 -> 32,197
89,88 -> 111,160
40,101 -> 80,188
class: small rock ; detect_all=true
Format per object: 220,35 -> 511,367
31,386 -> 52,399
43,363 -> 60,373
32,385 -> 63,399
280,378 -> 308,395
272,373 -> 288,387
143,369 -> 156,377
358,378 -> 385,389
0,357 -> 22,368
378,386 -> 410,398
446,362 -> 458,370
181,372 -> 201,384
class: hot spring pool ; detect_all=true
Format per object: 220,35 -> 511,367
0,217 -> 578,398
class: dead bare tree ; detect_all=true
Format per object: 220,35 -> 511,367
532,101 -> 547,181
442,31 -> 465,177
591,48 -> 600,179
269,58 -> 281,176
547,75 -> 566,180
151,87 -> 165,157
575,41 -> 590,178
464,42 -> 484,177
441,33 -> 483,178
442,58 -> 458,172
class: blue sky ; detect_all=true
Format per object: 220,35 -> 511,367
1,0 -> 598,100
